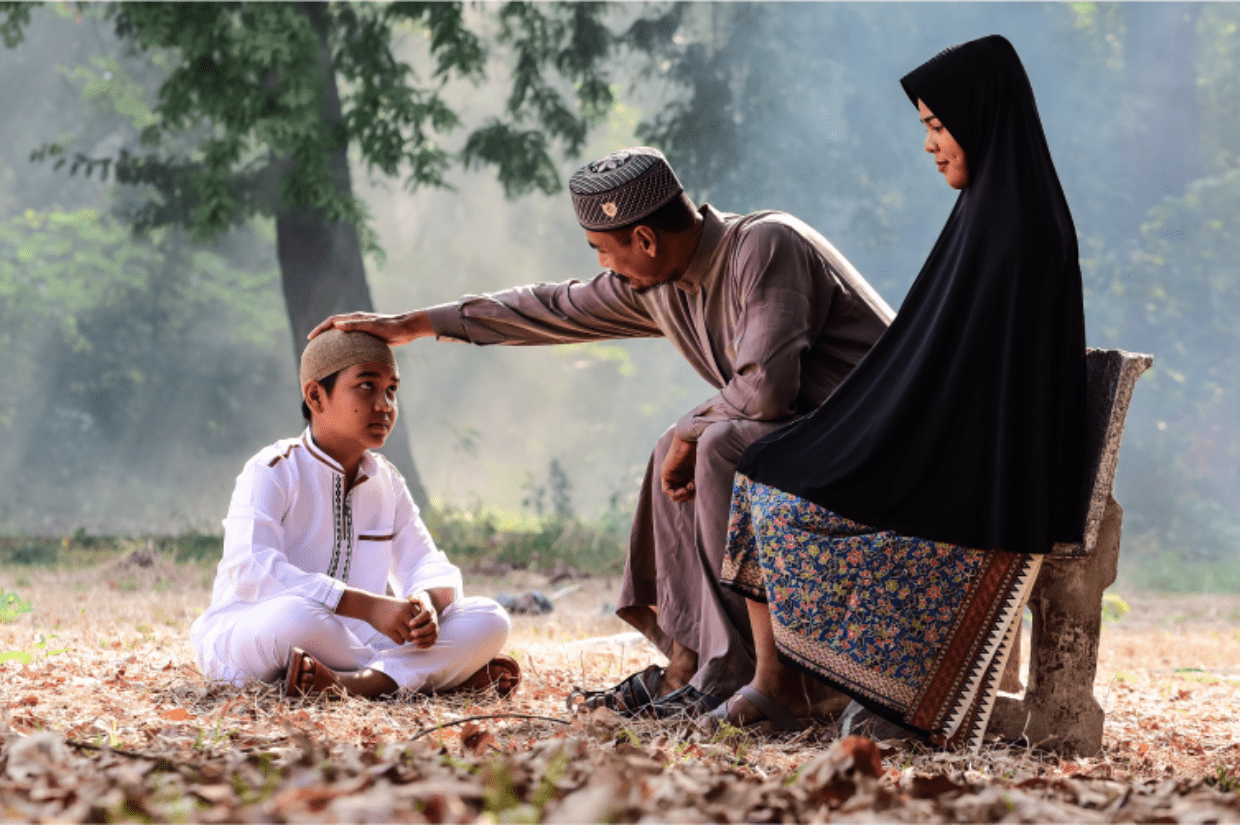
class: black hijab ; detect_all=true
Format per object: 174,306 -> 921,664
736,35 -> 1085,555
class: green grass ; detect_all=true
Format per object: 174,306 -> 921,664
1119,551 -> 1240,593
161,530 -> 224,564
1207,764 -> 1240,794
0,587 -> 33,623
10,510 -> 1240,591
5,511 -> 1240,593
0,537 -> 62,567
423,503 -> 627,576
0,503 -> 628,578
0,532 -> 223,570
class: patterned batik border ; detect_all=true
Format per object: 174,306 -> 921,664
720,475 -> 1044,750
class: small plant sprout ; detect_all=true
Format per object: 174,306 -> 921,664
1101,593 -> 1130,623
530,749 -> 570,816
1,587 -> 34,622
1,633 -> 69,666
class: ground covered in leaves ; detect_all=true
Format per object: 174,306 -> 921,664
4,548 -> 1240,822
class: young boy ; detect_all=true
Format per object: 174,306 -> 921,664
191,330 -> 518,698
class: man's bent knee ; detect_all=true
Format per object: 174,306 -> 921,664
652,425 -> 678,465
695,420 -> 767,470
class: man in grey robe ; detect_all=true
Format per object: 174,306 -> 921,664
311,147 -> 894,716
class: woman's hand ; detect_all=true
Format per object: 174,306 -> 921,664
307,310 -> 433,346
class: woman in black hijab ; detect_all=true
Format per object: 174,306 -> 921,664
703,35 -> 1086,749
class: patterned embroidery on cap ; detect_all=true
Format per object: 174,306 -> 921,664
602,202 -> 618,218
570,149 -> 663,196
589,150 -> 632,174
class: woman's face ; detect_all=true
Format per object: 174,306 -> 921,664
918,100 -> 969,189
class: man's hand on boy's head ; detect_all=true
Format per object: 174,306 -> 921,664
307,310 -> 433,347
407,591 -> 439,649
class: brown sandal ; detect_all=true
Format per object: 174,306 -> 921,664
452,654 -> 522,698
696,685 -> 811,734
283,647 -> 341,697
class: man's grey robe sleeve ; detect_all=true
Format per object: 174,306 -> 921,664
674,223 -> 834,442
424,272 -> 662,345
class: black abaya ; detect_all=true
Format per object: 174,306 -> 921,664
737,35 -> 1085,555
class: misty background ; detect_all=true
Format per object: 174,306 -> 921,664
0,3 -> 1236,590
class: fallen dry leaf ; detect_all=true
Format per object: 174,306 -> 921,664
460,721 -> 497,756
5,566 -> 1240,821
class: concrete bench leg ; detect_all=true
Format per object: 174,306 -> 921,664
999,621 -> 1024,693
988,495 -> 1122,756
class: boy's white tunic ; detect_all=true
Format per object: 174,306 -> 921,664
191,431 -> 508,689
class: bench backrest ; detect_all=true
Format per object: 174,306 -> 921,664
1051,348 -> 1154,557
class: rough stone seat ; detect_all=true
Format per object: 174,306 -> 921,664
988,347 -> 1154,756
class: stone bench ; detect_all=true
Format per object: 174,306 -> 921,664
988,348 -> 1154,756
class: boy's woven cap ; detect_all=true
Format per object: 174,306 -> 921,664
569,146 -> 683,231
299,329 -> 397,389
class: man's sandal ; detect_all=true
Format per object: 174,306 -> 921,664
283,647 -> 342,698
696,685 -> 811,734
566,664 -> 664,716
646,684 -> 723,720
452,655 -> 522,698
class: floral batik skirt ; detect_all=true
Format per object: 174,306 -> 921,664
721,474 -> 1042,751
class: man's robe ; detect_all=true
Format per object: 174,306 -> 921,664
426,204 -> 893,697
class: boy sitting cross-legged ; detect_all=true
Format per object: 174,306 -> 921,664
191,330 -> 518,699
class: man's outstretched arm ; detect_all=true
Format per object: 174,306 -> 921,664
309,273 -> 661,348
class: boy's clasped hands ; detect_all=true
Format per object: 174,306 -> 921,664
380,592 -> 439,648
336,588 -> 443,648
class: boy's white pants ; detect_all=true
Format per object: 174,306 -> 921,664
202,595 -> 510,691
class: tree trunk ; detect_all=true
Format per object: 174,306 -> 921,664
1123,3 -> 1203,228
274,2 -> 430,509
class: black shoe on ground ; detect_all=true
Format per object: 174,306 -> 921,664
566,664 -> 665,717
644,684 -> 723,720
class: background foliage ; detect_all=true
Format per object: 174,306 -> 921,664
0,2 -> 1235,590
